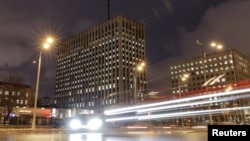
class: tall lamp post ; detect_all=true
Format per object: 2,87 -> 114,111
178,73 -> 189,127
196,40 -> 213,125
31,37 -> 54,130
210,42 -> 246,124
134,62 -> 145,105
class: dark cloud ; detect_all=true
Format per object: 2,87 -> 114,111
1,0 -> 247,98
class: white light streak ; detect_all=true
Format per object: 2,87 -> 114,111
104,88 -> 250,115
105,106 -> 250,122
137,94 -> 250,113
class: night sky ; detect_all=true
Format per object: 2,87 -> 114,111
1,0 -> 250,98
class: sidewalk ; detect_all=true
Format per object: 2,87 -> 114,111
0,124 -> 69,133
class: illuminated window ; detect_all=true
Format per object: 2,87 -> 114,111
5,91 -> 9,95
221,78 -> 226,82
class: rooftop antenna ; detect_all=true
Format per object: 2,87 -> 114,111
107,0 -> 110,19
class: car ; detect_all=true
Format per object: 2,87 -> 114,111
68,114 -> 103,131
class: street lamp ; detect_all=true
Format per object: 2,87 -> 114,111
134,62 -> 146,105
210,41 -> 246,124
196,40 -> 213,125
31,37 -> 54,130
178,73 -> 190,98
178,73 -> 190,127
210,42 -> 237,82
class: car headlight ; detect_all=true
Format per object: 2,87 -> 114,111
69,119 -> 82,130
87,118 -> 103,130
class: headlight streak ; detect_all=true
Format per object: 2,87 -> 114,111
136,94 -> 250,114
104,88 -> 250,115
138,106 -> 250,120
69,119 -> 82,130
105,106 -> 250,122
87,118 -> 103,130
69,118 -> 103,130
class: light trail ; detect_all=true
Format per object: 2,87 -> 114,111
105,106 -> 250,122
136,94 -> 250,113
104,88 -> 250,115
138,106 -> 250,120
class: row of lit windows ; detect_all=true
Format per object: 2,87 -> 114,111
170,55 -> 233,69
56,59 -> 138,81
172,78 -> 228,94
56,82 -> 117,93
171,59 -> 233,70
171,65 -> 232,75
16,99 -> 28,105
67,98 -> 118,108
0,90 -> 29,97
0,98 -> 28,105
57,57 -> 132,74
58,37 -> 144,66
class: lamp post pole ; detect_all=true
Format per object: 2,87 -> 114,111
31,37 -> 54,130
134,72 -> 137,105
196,40 -> 213,125
31,52 -> 42,130
178,73 -> 189,127
231,49 -> 246,124
178,79 -> 184,127
212,43 -> 246,124
133,62 -> 145,105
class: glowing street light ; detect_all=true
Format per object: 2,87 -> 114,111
31,36 -> 54,130
196,40 -> 213,124
210,42 -> 223,49
209,41 -> 237,82
210,41 -> 246,124
134,62 -> 146,105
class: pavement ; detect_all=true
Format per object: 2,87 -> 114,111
0,125 -> 208,135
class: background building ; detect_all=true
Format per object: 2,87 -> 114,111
0,81 -> 33,124
170,49 -> 250,94
169,49 -> 250,125
55,15 -> 147,112
0,81 -> 33,108
38,97 -> 54,108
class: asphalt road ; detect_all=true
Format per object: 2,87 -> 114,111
0,127 -> 208,141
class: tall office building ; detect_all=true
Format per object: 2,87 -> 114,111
55,15 -> 147,112
170,49 -> 250,94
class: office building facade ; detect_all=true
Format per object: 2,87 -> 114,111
170,49 -> 250,94
55,15 -> 147,112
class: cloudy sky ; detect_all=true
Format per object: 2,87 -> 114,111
1,0 -> 250,98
